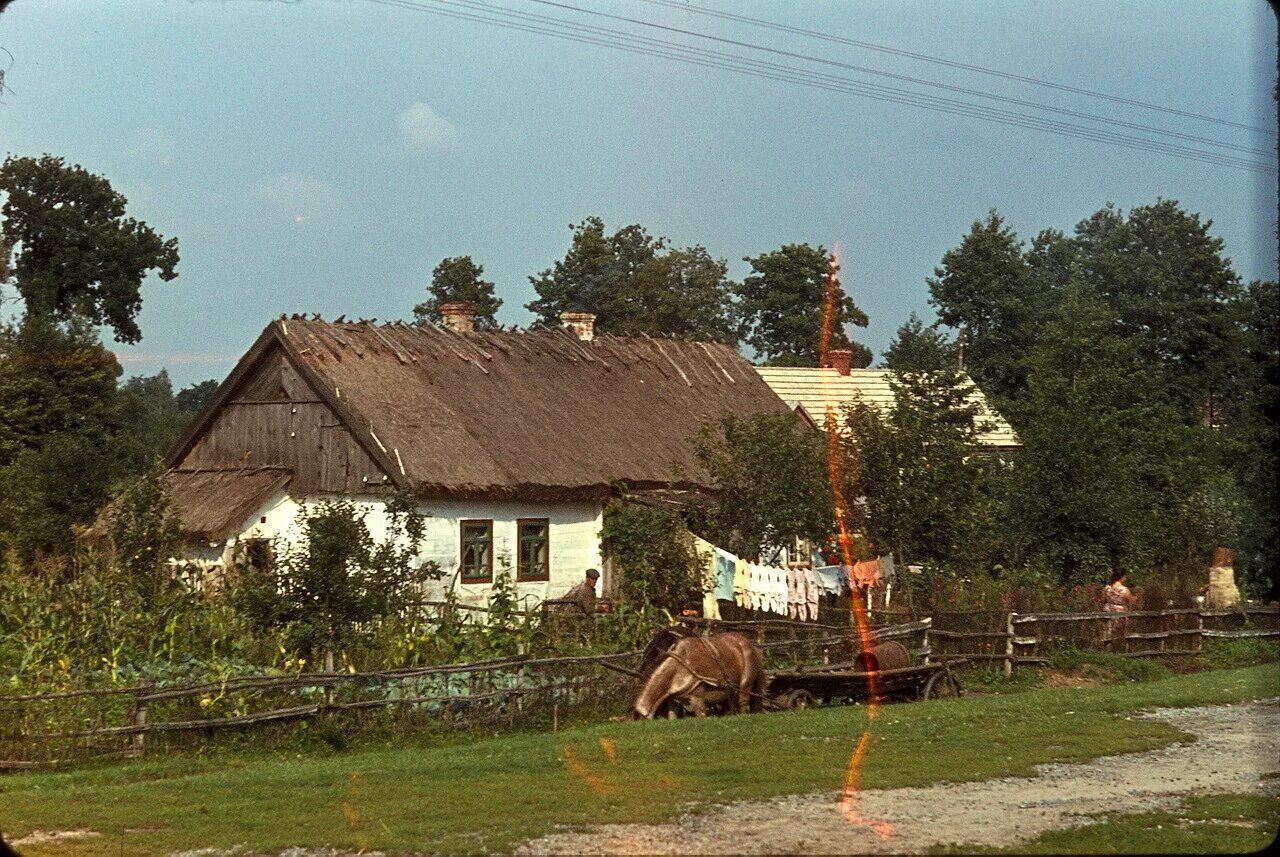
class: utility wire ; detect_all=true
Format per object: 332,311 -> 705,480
635,0 -> 1274,138
522,0 -> 1270,158
368,0 -> 1275,173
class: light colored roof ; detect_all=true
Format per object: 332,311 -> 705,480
755,367 -> 1020,449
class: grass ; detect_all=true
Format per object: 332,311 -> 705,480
0,663 -> 1276,856
959,792 -> 1280,854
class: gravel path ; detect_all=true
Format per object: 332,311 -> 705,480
517,699 -> 1280,855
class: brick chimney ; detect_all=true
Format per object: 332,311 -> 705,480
559,311 -> 596,342
823,348 -> 853,376
439,301 -> 476,334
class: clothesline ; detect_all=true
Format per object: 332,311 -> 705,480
690,537 -> 897,623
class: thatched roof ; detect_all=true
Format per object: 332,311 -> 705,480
168,318 -> 792,500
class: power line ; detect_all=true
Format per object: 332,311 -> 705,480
634,0 -> 1275,138
367,0 -> 1275,173
521,0 -> 1270,158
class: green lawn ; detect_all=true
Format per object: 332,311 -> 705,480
1,664 -> 1276,856
960,792 -> 1280,854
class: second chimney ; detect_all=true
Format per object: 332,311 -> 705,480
439,301 -> 476,334
559,311 -> 596,342
823,348 -> 853,376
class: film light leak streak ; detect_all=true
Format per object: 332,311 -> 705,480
820,244 -> 893,840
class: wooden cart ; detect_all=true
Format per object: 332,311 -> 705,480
764,659 -> 965,710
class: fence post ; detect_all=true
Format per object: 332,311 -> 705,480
1195,609 -> 1204,655
922,617 -> 931,664
130,692 -> 148,758
324,649 -> 335,709
1004,613 -> 1015,678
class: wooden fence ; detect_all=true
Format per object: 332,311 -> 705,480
0,619 -> 924,770
925,605 -> 1280,675
2,607 -> 1271,770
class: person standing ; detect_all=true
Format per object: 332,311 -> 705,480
1102,569 -> 1137,651
558,568 -> 600,614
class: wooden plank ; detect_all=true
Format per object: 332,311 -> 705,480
1202,628 -> 1280,638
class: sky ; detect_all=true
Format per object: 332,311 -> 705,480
1,0 -> 1276,388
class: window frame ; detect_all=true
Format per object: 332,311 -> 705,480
459,519 -> 494,583
516,518 -> 551,582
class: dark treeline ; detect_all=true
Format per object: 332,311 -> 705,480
1,154 -> 1276,602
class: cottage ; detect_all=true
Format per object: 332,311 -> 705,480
156,306 -> 792,609
756,348 -> 1020,451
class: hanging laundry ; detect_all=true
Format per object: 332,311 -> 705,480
734,557 -> 747,608
851,559 -> 881,588
787,566 -> 802,620
803,567 -> 820,622
878,554 -> 896,585
714,548 -> 736,602
813,564 -> 848,597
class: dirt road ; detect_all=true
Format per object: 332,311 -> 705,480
517,699 -> 1280,855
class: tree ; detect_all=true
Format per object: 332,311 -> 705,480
882,312 -> 957,372
1071,200 -> 1243,414
692,411 -> 832,560
599,500 -> 703,613
117,370 -> 220,471
413,255 -> 503,330
927,211 -> 1048,405
736,243 -> 869,367
0,154 -> 178,343
845,360 -> 997,569
231,495 -> 440,662
999,288 -> 1219,584
526,217 -> 736,341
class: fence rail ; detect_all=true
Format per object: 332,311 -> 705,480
2,606 -> 1273,770
926,605 -> 1279,674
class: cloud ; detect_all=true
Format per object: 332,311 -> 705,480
396,101 -> 460,153
250,172 -> 348,225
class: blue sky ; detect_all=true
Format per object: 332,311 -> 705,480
1,0 -> 1275,387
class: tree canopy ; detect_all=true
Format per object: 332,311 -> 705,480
526,217 -> 736,341
736,243 -> 870,367
0,154 -> 178,344
414,255 -> 503,330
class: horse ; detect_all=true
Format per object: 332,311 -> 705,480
627,631 -> 765,719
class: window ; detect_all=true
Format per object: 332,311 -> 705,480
460,520 -> 493,582
517,519 -> 550,581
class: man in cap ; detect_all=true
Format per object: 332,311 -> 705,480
558,568 -> 601,615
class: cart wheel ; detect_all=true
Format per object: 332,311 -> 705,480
787,689 -> 816,711
922,670 -> 962,701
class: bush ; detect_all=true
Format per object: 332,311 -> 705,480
1047,648 -> 1171,683
599,499 -> 702,614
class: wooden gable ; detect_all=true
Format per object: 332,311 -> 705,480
169,339 -> 392,495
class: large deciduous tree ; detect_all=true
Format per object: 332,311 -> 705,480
692,411 -> 832,560
0,154 -> 178,344
927,211 -> 1048,406
526,217 -> 736,341
736,243 -> 870,367
414,255 -> 503,330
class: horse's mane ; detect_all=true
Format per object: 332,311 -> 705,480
637,624 -> 697,680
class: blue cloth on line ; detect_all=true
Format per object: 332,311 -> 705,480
813,564 -> 849,596
714,548 -> 737,602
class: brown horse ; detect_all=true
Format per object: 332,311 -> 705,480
628,631 -> 765,719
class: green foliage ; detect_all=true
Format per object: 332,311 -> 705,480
0,432 -> 120,557
104,465 -> 184,602
526,217 -> 736,341
0,315 -> 124,466
736,242 -> 870,367
1198,636 -> 1280,669
599,499 -> 702,613
1047,648 -> 1172,683
882,312 -> 957,372
1000,289 -> 1220,583
231,495 -> 440,660
693,411 -> 832,559
846,362 -> 999,569
0,153 -> 178,344
414,255 -> 503,330
927,211 -> 1048,404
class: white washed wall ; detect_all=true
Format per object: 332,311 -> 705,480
207,493 -> 605,611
